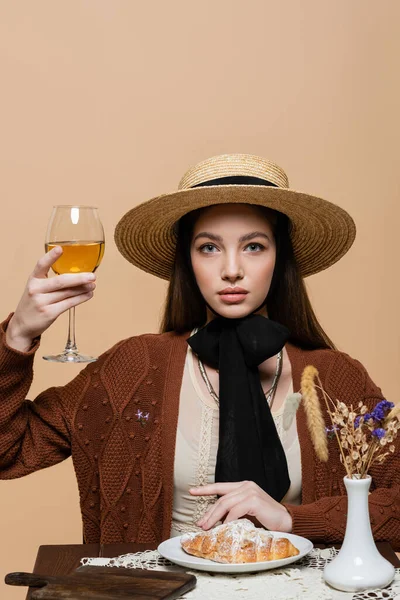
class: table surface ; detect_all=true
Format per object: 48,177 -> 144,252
19,542 -> 400,599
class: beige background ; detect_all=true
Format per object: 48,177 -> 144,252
0,0 -> 399,596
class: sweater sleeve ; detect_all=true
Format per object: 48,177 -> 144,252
0,313 -> 89,478
284,352 -> 400,551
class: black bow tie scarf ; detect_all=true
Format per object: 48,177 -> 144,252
187,314 -> 291,501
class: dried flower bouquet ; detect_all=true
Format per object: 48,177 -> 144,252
300,366 -> 400,479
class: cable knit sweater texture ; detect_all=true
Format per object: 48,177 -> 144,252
0,313 -> 399,549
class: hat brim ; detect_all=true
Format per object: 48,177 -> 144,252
114,185 -> 356,279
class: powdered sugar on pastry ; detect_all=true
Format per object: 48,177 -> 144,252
180,518 -> 300,563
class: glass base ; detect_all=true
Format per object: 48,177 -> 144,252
43,350 -> 97,363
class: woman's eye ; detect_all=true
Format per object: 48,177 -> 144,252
199,244 -> 217,253
246,243 -> 264,252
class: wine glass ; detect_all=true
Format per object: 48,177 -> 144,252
43,205 -> 105,363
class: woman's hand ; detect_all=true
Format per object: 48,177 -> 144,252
189,481 -> 292,533
6,246 -> 96,352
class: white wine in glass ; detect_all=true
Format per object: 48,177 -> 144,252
43,205 -> 105,363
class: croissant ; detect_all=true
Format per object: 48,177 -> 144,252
180,518 -> 300,564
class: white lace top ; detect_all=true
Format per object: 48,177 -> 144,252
171,331 -> 302,537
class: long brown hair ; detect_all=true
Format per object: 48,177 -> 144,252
159,204 -> 336,350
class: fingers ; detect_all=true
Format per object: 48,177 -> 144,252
194,481 -> 268,530
32,246 -> 63,279
42,290 -> 95,319
45,282 -> 96,305
189,482 -> 245,496
30,272 -> 96,296
195,483 -> 289,533
197,489 -> 250,530
223,500 -> 254,524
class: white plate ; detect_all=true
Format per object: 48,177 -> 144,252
157,531 -> 313,573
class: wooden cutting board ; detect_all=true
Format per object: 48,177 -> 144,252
5,565 -> 197,599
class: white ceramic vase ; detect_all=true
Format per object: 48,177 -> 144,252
323,474 -> 395,592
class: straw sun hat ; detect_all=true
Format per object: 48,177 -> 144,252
114,153 -> 356,280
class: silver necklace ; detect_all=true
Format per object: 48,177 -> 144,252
197,349 -> 283,409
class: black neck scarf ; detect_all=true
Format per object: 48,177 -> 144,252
187,314 -> 291,501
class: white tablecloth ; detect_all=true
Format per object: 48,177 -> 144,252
81,547 -> 400,600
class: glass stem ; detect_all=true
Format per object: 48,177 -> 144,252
65,307 -> 78,353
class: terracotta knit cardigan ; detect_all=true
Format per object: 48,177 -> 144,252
0,313 -> 399,549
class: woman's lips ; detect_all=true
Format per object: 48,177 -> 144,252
219,293 -> 248,303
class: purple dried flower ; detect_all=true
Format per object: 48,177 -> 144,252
325,424 -> 339,439
354,416 -> 362,428
371,428 -> 386,440
370,400 -> 394,423
325,425 -> 339,432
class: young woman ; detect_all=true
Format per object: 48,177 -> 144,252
1,154 -> 399,549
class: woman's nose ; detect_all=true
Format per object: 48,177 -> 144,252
221,253 -> 244,280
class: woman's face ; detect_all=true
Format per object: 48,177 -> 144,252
190,203 -> 276,322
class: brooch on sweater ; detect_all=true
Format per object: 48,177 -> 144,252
136,409 -> 150,427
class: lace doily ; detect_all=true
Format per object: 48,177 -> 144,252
81,547 -> 400,600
